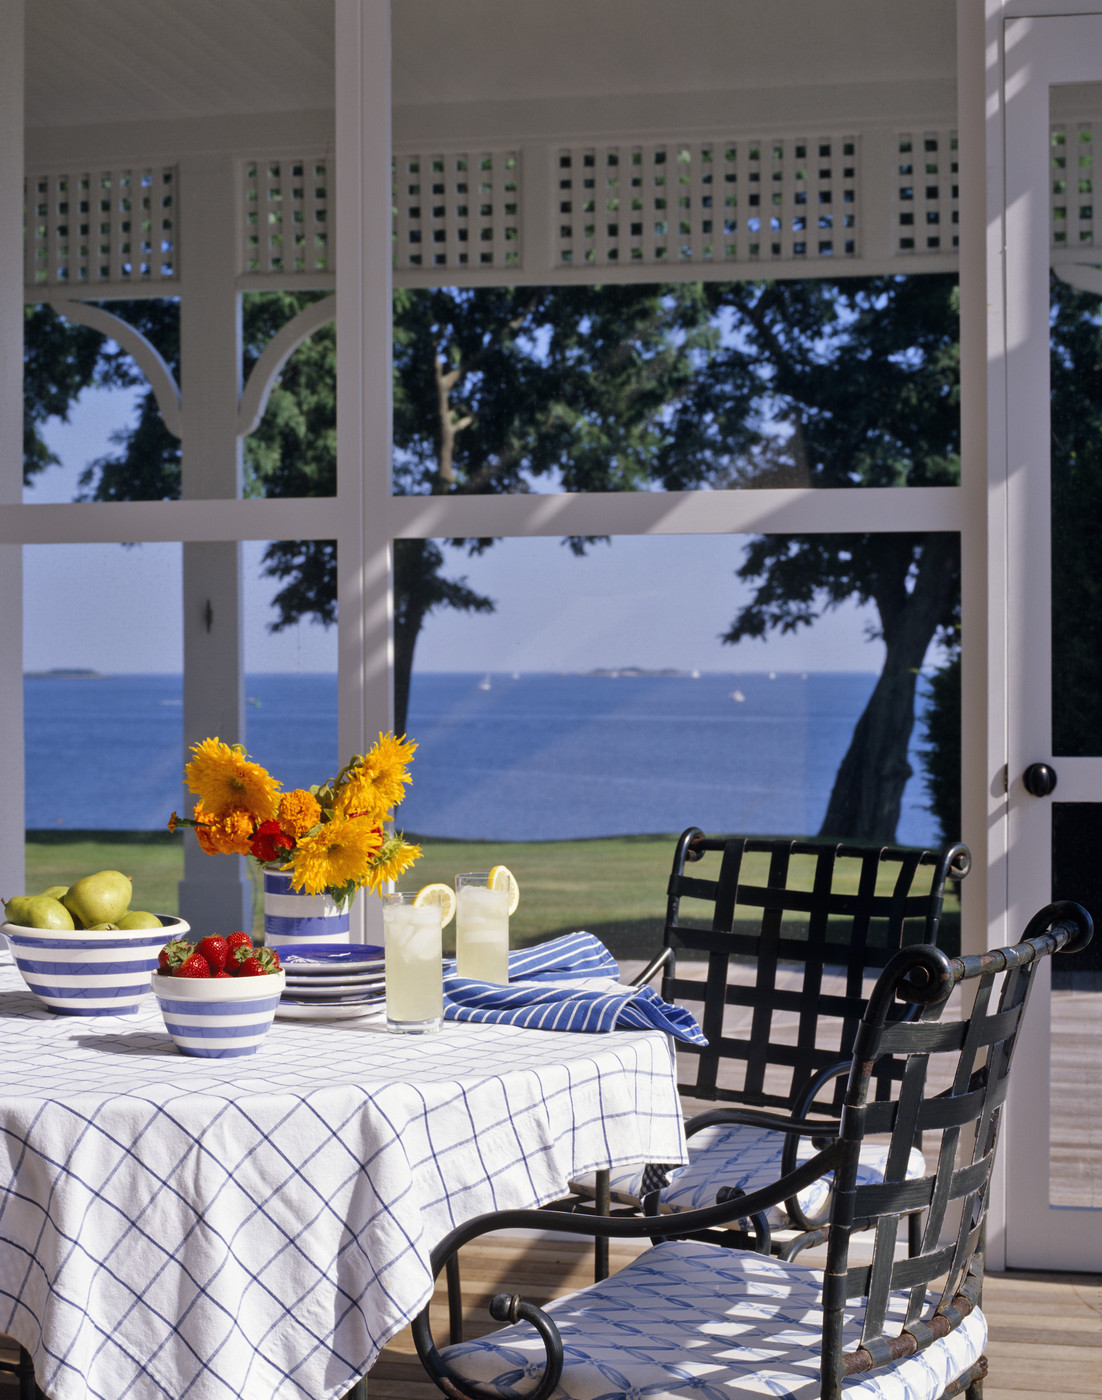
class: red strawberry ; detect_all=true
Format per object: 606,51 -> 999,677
235,947 -> 281,977
213,970 -> 234,979
175,952 -> 211,978
196,935 -> 229,973
158,938 -> 194,973
226,931 -> 253,959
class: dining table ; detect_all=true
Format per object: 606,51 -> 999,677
0,944 -> 688,1400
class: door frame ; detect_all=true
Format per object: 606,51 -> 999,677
995,6 -> 1102,1272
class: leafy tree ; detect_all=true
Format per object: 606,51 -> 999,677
23,286 -> 717,735
917,645 -> 961,846
21,302 -> 159,481
652,275 -> 963,842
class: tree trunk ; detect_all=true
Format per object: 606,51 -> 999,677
394,605 -> 428,739
818,535 -> 958,844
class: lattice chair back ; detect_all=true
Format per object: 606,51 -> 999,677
414,901 -> 1092,1400
655,829 -> 971,1116
814,900 -> 1093,1397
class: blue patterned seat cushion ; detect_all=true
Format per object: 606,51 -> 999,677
571,1125 -> 925,1228
439,1239 -> 987,1400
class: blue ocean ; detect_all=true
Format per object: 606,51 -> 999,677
22,670 -> 939,845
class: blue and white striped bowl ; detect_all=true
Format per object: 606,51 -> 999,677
263,866 -> 350,947
3,916 -> 190,1016
152,969 -> 286,1057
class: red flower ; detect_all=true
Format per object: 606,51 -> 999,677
249,819 -> 295,863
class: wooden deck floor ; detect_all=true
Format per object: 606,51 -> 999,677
368,1231 -> 1102,1400
4,1247 -> 1100,1399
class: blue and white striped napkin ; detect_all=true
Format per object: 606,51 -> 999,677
443,932 -> 706,1044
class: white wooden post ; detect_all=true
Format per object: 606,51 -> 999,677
0,0 -> 25,907
335,0 -> 393,946
175,151 -> 252,935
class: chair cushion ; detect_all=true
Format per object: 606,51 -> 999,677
571,1125 -> 926,1229
439,1239 -> 987,1400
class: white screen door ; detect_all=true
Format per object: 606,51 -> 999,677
1003,11 -> 1102,1271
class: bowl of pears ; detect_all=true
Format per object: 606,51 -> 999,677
2,870 -> 189,1016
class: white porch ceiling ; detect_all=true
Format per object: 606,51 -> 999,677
25,0 -> 956,132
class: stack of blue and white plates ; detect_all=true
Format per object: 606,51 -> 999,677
274,944 -> 386,1022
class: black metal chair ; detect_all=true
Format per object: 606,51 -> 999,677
570,829 -> 971,1258
412,900 -> 1091,1400
0,1343 -> 40,1400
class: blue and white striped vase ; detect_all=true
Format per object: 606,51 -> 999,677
262,866 -> 350,947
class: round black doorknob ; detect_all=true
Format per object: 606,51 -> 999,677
1023,763 -> 1058,797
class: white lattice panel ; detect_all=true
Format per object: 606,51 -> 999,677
393,150 -> 521,271
1051,123 -> 1097,253
892,132 -> 959,255
25,167 -> 177,287
554,138 -> 858,268
242,158 -> 332,275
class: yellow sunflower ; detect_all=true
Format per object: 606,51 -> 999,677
361,833 -> 423,895
333,732 -> 417,819
278,788 -> 322,839
184,738 -> 280,823
287,816 -> 385,895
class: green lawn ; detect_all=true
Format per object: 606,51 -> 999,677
20,830 -> 680,956
21,830 -> 188,923
21,830 -> 960,959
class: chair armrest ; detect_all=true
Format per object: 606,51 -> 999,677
412,1142 -> 843,1399
683,1105 -> 842,1140
780,1060 -> 853,1229
681,1097 -> 846,1233
628,944 -> 674,988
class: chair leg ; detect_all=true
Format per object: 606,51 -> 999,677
446,1253 -> 464,1343
593,1168 -> 610,1282
18,1347 -> 39,1400
938,1356 -> 987,1399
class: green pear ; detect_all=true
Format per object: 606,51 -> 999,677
2,895 -> 36,926
38,885 -> 69,900
21,895 -> 76,931
87,922 -> 120,931
62,870 -> 133,929
117,910 -> 162,930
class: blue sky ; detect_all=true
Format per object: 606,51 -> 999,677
24,385 -> 888,675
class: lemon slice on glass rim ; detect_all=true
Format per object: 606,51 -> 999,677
487,864 -> 520,915
412,883 -> 457,926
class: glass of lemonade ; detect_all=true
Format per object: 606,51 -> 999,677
381,892 -> 444,1033
454,873 -> 510,983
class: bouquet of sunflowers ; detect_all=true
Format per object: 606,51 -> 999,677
168,733 -> 421,909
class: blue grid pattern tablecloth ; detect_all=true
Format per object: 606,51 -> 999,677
0,958 -> 686,1400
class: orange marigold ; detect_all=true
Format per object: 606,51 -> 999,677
205,805 -> 256,857
192,803 -> 220,855
278,788 -> 322,839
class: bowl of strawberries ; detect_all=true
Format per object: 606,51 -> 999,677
151,931 -> 285,1057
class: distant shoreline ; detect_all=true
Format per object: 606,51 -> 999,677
24,666 -> 884,679
24,668 -> 104,679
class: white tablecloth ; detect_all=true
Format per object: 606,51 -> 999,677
0,958 -> 687,1400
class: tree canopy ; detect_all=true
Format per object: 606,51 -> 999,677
657,275 -> 962,840
24,274 -> 964,842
